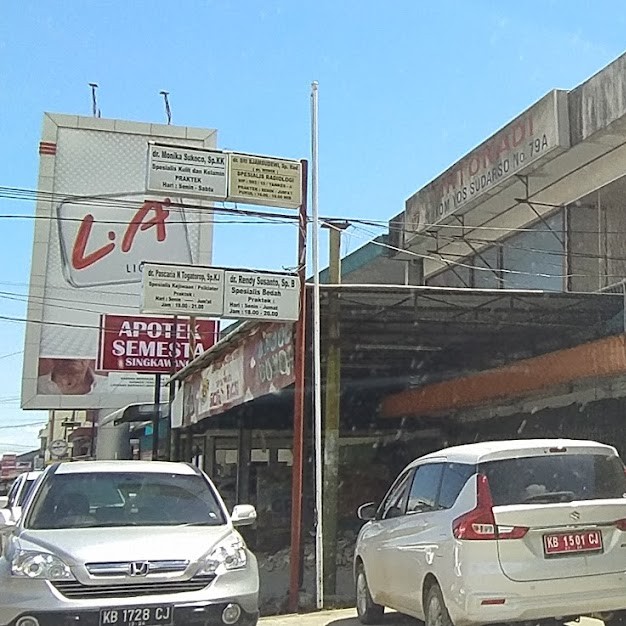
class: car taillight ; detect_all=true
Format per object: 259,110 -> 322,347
453,474 -> 528,541
614,519 -> 626,531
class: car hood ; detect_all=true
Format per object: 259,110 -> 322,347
14,525 -> 233,564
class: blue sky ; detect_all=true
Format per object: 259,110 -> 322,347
0,0 -> 624,454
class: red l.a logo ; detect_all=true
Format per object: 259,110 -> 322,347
71,199 -> 171,271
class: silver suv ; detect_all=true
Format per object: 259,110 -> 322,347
0,461 -> 259,626
354,438 -> 626,626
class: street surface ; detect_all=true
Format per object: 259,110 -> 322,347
261,609 -> 603,626
261,609 -> 412,625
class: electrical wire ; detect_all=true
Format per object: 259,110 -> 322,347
0,351 -> 21,361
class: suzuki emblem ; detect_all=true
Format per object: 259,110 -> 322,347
570,511 -> 581,521
129,561 -> 150,577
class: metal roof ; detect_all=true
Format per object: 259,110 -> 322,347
171,284 -> 623,391
320,284 -> 624,384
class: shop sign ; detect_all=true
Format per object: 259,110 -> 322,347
224,270 -> 300,321
244,322 -> 294,398
141,263 -> 300,322
227,153 -> 302,209
184,322 -> 295,424
146,144 -> 227,199
141,263 -> 225,317
98,314 -> 216,374
404,90 -> 570,240
197,347 -> 245,418
49,440 -> 69,458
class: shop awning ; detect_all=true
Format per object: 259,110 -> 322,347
322,284 -> 624,382
99,403 -> 170,427
172,283 -> 623,390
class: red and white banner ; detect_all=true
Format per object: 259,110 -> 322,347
183,321 -> 294,424
98,315 -> 216,374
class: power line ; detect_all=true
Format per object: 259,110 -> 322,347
0,186 -> 300,223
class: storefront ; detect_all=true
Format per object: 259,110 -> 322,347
168,52 -> 626,614
381,52 -> 626,437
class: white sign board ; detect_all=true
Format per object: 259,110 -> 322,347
49,439 -> 69,458
224,270 -> 300,321
141,263 -> 225,316
146,144 -> 227,199
141,263 -> 300,321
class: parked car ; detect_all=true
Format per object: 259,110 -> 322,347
0,471 -> 43,555
0,460 -> 259,626
0,470 -> 43,524
354,438 -> 626,626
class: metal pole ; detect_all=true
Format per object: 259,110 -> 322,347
310,80 -> 324,610
167,315 -> 178,461
288,159 -> 309,613
152,374 -> 161,460
89,410 -> 97,459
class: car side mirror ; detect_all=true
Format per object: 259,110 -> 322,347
231,504 -> 257,527
0,508 -> 15,531
357,502 -> 377,521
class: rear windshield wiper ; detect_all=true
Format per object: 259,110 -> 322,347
522,491 -> 575,504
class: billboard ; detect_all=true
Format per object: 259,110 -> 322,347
98,314 -> 216,374
21,114 -> 216,410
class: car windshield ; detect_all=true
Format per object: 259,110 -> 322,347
479,453 -> 626,506
16,479 -> 36,507
25,472 -> 226,529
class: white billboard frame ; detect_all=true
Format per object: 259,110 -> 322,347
21,114 -> 217,411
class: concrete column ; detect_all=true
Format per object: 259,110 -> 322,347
322,222 -> 345,600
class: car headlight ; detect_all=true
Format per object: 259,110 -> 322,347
200,534 -> 247,575
11,551 -> 74,580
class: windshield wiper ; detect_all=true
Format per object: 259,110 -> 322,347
522,490 -> 575,504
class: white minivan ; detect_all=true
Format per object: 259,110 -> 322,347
354,439 -> 626,626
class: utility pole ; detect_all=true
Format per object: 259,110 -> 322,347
310,80 -> 324,610
321,220 -> 348,601
152,375 -> 161,460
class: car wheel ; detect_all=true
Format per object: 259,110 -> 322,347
355,564 -> 384,624
605,612 -> 626,626
425,583 -> 454,626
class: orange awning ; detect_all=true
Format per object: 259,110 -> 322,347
381,334 -> 626,419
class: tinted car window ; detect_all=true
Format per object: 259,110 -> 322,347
6,478 -> 20,508
438,463 -> 476,509
379,471 -> 411,520
26,472 -> 226,529
479,453 -> 626,506
16,479 -> 36,506
407,464 -> 443,513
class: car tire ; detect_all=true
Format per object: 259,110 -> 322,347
605,612 -> 626,626
425,583 -> 454,626
355,564 -> 384,624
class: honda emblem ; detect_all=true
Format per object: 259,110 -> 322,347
129,561 -> 150,577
